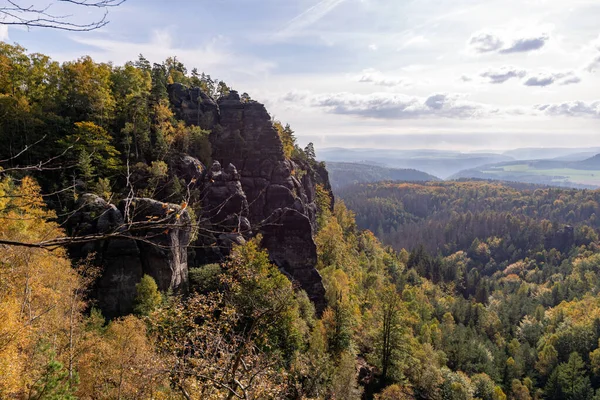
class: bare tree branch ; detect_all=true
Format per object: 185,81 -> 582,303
0,0 -> 125,31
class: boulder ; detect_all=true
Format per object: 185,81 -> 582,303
172,155 -> 206,185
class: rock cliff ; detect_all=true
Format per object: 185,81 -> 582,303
68,194 -> 192,319
68,85 -> 331,318
169,84 -> 329,312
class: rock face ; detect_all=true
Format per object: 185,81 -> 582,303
68,194 -> 192,319
194,160 -> 251,263
173,155 -> 206,184
169,84 -> 330,312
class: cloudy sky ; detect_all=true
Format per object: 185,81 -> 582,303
2,0 -> 600,150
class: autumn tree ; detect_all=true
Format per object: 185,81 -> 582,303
0,177 -> 86,396
60,121 -> 121,178
150,238 -> 306,399
76,315 -> 168,399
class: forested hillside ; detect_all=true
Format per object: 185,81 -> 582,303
326,161 -> 439,190
3,41 -> 600,400
336,180 -> 600,399
338,181 -> 600,254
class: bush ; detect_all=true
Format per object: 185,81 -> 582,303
189,264 -> 222,294
133,275 -> 162,316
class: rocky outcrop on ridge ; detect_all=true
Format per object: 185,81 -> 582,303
193,160 -> 251,264
68,83 -> 332,318
68,194 -> 192,319
169,84 -> 330,312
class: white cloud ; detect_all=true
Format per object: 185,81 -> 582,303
398,35 -> 430,51
282,91 -> 495,119
480,66 -> 527,84
467,28 -> 550,55
536,101 -> 600,117
587,55 -> 600,73
585,35 -> 600,72
356,69 -> 412,87
0,25 -> 8,41
524,71 -> 581,86
593,35 -> 600,51
500,34 -> 549,54
468,32 -> 504,53
68,29 -> 275,78
281,90 -> 600,122
465,67 -> 581,86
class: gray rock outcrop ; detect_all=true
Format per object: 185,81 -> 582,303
68,194 -> 192,319
169,84 -> 330,312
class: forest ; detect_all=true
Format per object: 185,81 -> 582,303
2,40 -> 600,400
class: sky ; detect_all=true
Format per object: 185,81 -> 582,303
2,0 -> 600,151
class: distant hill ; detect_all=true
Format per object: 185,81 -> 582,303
451,155 -> 600,189
551,152 -> 600,162
317,148 -> 514,179
326,162 -> 439,190
573,154 -> 600,169
502,147 -> 600,160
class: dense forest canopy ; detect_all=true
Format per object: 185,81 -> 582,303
338,180 -> 600,255
325,161 -> 440,190
2,40 -> 600,400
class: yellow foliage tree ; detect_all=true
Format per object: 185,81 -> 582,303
0,177 -> 82,397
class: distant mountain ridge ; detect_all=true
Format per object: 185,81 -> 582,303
451,153 -> 600,189
316,147 -> 600,189
502,147 -> 600,160
574,153 -> 600,169
325,161 -> 439,190
317,148 -> 514,179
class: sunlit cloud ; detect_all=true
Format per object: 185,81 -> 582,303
524,71 -> 581,86
356,69 -> 412,87
467,27 -> 551,55
480,66 -> 527,84
536,100 -> 600,117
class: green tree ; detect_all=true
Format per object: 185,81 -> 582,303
29,352 -> 77,400
133,275 -> 162,316
547,352 -> 593,400
375,284 -> 408,383
60,56 -> 115,125
61,121 -> 121,178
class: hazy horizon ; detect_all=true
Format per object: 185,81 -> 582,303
301,134 -> 600,152
313,144 -> 600,153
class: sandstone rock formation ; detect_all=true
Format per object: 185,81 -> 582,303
169,84 -> 330,312
69,83 -> 332,317
193,160 -> 251,263
68,194 -> 191,319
